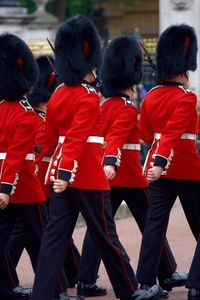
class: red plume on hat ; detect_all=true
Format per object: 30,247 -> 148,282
156,24 -> 198,81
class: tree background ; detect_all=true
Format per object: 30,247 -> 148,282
20,0 -> 139,21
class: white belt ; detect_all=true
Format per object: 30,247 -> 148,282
58,135 -> 104,145
154,132 -> 196,140
0,153 -> 35,160
42,156 -> 51,163
122,143 -> 141,151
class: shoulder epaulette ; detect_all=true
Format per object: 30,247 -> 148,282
35,109 -> 46,120
19,99 -> 33,111
81,83 -> 97,94
178,85 -> 192,94
38,112 -> 46,120
121,97 -> 137,108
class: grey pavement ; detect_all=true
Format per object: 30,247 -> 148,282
17,200 -> 196,300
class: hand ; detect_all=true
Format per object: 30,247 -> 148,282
53,179 -> 68,193
147,166 -> 163,182
104,165 -> 116,180
0,193 -> 10,210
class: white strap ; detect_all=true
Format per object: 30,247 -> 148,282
58,136 -> 65,143
58,135 -> 104,145
42,156 -> 51,163
0,153 -> 35,160
154,132 -> 196,140
123,143 -> 141,151
87,136 -> 104,144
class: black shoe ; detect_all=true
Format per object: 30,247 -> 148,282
77,281 -> 107,297
159,272 -> 188,291
131,284 -> 162,300
188,288 -> 200,300
140,284 -> 168,299
4,286 -> 32,299
56,291 -> 84,300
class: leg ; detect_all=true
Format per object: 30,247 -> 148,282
18,202 -> 47,272
77,229 -> 101,284
77,188 -> 123,284
6,218 -> 28,268
74,189 -> 137,298
63,238 -> 80,287
177,180 -> 200,240
0,205 -> 19,295
31,188 -> 79,300
137,179 -> 177,285
186,234 -> 200,289
120,187 -> 176,281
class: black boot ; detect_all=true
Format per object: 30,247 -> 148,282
140,284 -> 168,299
5,285 -> 32,299
120,284 -> 163,300
159,272 -> 188,291
77,281 -> 107,297
56,291 -> 85,300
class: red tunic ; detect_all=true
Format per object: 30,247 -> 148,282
45,83 -> 110,191
102,96 -> 147,188
0,99 -> 45,203
140,84 -> 200,180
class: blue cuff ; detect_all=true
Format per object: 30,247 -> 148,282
0,183 -> 13,195
154,155 -> 167,169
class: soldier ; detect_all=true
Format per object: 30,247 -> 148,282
6,55 -> 77,298
76,35 -> 187,299
28,55 -> 81,290
135,24 -> 200,298
0,34 -> 47,299
31,15 -> 162,300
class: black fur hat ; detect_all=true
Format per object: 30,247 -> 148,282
156,24 -> 198,81
55,15 -> 102,86
0,33 -> 39,101
28,55 -> 57,107
100,36 -> 142,97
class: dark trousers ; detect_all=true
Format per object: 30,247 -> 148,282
137,179 -> 200,285
0,203 -> 47,295
77,187 -> 176,284
186,234 -> 200,289
31,188 -> 137,300
6,203 -> 80,290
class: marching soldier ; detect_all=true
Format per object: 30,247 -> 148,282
6,55 -> 75,298
135,24 -> 200,300
31,15 -> 162,300
29,55 -> 81,290
0,34 -> 47,299
77,35 -> 187,299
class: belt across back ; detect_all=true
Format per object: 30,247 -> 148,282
122,143 -> 141,151
0,153 -> 35,160
154,132 -> 196,140
58,135 -> 104,145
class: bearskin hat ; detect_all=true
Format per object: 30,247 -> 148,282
0,33 -> 39,101
55,15 -> 102,86
28,55 -> 57,107
156,24 -> 198,81
100,36 -> 142,97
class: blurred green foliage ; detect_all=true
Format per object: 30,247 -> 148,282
20,0 -> 37,13
46,0 -> 139,20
